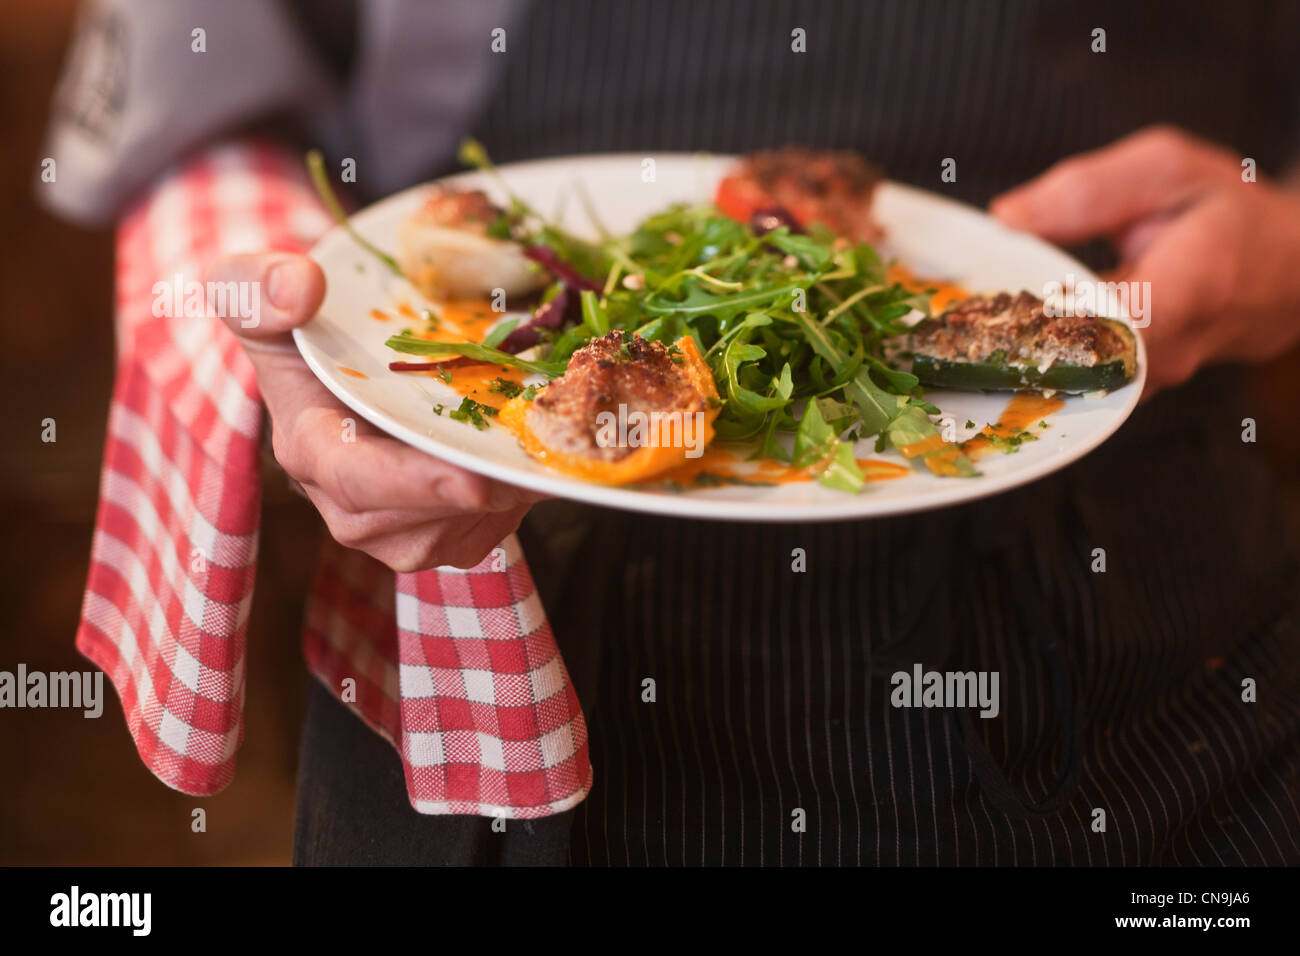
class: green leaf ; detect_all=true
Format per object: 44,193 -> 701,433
816,396 -> 858,434
787,310 -> 901,436
720,336 -> 788,416
643,276 -> 808,323
885,403 -> 941,449
820,441 -> 866,493
765,231 -> 834,270
775,362 -> 794,399
845,368 -> 905,437
853,243 -> 886,283
385,332 -> 565,377
480,318 -> 520,349
791,399 -> 864,492
886,404 -> 979,477
580,289 -> 610,335
792,395 -> 836,466
755,409 -> 793,462
864,355 -> 920,393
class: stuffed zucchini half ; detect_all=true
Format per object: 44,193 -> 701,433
909,291 -> 1137,394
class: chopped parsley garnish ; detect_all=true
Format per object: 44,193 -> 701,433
965,419 -> 976,430
985,429 -> 1039,453
616,330 -> 635,362
488,377 -> 524,398
437,369 -> 453,384
449,397 -> 499,430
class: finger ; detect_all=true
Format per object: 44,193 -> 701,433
298,490 -> 460,548
989,126 -> 1240,244
1110,211 -> 1223,397
1113,209 -> 1181,263
1114,209 -> 1222,354
205,252 -> 326,344
203,252 -> 333,420
1140,349 -> 1203,399
360,506 -> 534,572
437,506 -> 533,569
293,412 -> 491,513
300,482 -> 533,553
290,405 -> 540,514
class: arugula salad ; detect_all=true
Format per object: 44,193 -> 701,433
308,142 -> 1133,493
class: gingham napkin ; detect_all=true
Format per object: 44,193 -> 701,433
76,141 -> 591,817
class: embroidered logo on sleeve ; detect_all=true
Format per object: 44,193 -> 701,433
53,5 -> 127,143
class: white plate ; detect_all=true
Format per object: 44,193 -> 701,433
296,153 -> 1144,522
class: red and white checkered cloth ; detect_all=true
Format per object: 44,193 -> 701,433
76,141 -> 592,818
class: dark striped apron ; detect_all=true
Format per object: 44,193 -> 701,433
294,0 -> 1300,865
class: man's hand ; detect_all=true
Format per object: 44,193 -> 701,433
207,252 -> 542,571
990,125 -> 1300,396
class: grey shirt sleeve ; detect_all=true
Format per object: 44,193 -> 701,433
39,0 -> 335,225
40,0 -> 536,225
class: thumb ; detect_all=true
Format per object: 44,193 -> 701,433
989,126 -> 1239,245
205,252 -> 326,344
206,251 -> 333,416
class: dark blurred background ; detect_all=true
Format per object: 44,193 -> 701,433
0,0 -> 319,865
0,1 -> 1297,866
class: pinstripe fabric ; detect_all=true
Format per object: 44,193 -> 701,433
274,0 -> 1300,864
521,370 -> 1300,866
467,0 -> 1299,208
471,0 -> 1300,864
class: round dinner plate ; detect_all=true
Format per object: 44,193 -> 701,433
295,153 -> 1145,522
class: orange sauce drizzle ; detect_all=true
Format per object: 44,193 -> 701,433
887,263 -> 968,312
338,366 -> 368,379
896,392 -> 1065,474
411,300 -> 500,344
961,392 -> 1064,461
448,364 -> 527,411
896,433 -> 946,459
369,308 -> 390,321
